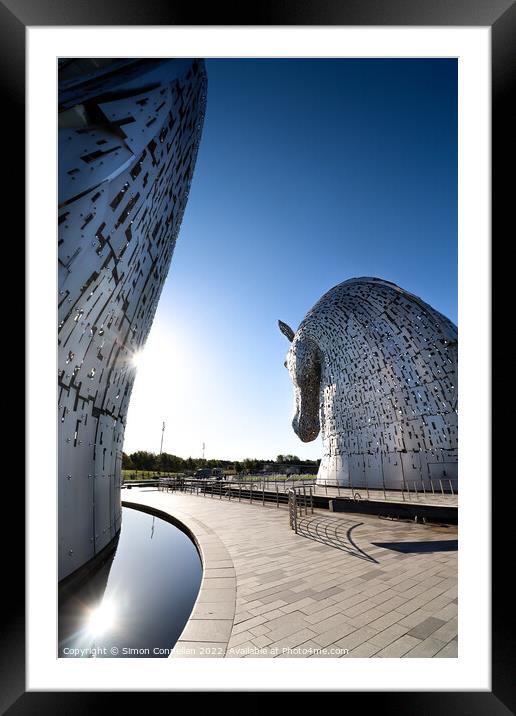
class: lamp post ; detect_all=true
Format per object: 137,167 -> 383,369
160,421 -> 165,455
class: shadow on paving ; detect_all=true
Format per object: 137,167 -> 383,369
371,539 -> 458,553
296,515 -> 379,563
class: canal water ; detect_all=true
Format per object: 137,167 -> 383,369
58,504 -> 202,657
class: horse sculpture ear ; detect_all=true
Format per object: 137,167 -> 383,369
278,320 -> 295,342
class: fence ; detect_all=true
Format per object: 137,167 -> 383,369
222,474 -> 457,501
123,470 -> 174,481
127,471 -> 456,502
157,476 -> 318,511
153,475 -> 457,507
312,476 -> 457,503
287,487 -> 314,533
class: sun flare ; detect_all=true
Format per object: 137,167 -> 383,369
85,599 -> 116,638
130,350 -> 145,369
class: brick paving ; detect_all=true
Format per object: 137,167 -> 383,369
123,488 -> 457,658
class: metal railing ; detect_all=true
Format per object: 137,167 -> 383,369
288,489 -> 298,533
227,474 -> 457,501
158,477 -> 316,512
313,477 -> 457,503
154,475 -> 457,506
288,487 -> 314,532
127,471 -> 457,503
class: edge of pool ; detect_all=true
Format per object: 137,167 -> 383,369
122,497 -> 236,658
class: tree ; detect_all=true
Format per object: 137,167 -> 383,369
123,450 -> 314,473
122,452 -> 135,470
157,452 -> 185,473
130,451 -> 158,471
242,458 -> 263,473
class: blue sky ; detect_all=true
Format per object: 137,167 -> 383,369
123,58 -> 457,461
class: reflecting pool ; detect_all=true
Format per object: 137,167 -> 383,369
58,505 -> 202,657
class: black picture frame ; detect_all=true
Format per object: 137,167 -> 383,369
9,0 -> 513,710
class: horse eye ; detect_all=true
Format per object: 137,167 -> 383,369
284,361 -> 287,368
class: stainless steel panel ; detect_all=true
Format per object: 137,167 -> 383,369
281,278 -> 458,489
58,59 -> 207,581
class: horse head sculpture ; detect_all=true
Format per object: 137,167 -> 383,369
279,277 -> 458,488
278,320 -> 322,443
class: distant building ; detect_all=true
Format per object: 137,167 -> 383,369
194,468 -> 224,479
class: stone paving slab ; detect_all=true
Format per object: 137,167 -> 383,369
403,635 -> 449,658
124,489 -> 457,658
435,639 -> 458,657
407,616 -> 446,640
191,602 -> 235,619
374,634 -> 422,657
180,618 -> 233,643
172,642 -> 226,657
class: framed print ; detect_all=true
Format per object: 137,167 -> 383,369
7,0 -> 513,709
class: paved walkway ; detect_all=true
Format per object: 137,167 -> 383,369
123,488 -> 458,658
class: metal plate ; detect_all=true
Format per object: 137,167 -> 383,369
58,58 -> 207,581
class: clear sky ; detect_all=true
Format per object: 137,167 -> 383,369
123,58 -> 457,461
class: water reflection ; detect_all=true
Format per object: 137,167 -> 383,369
58,506 -> 202,657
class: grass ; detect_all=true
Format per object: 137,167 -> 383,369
121,470 -> 317,482
121,469 -> 175,480
239,474 -> 317,482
